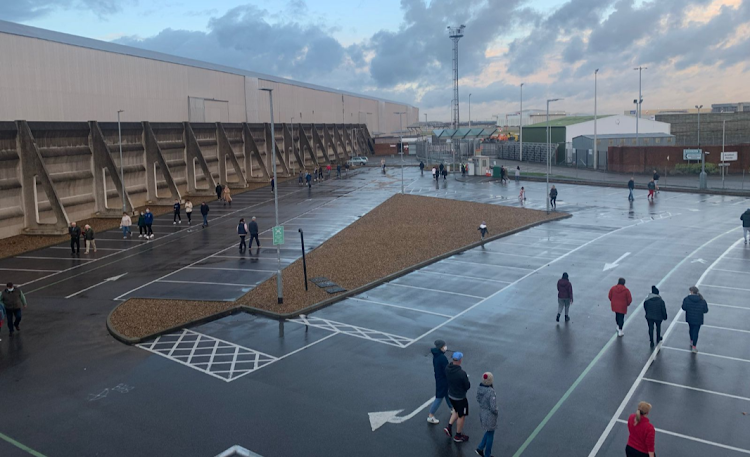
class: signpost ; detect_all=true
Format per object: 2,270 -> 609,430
273,226 -> 284,245
683,149 -> 701,161
721,151 -> 738,161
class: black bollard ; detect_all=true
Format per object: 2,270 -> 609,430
299,228 -> 308,291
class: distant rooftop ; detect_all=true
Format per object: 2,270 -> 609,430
575,133 -> 675,140
525,115 -> 612,127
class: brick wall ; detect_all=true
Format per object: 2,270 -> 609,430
607,144 -> 750,174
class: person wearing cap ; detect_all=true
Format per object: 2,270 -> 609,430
0,282 -> 27,337
427,340 -> 452,424
443,351 -> 471,443
475,372 -> 498,457
643,286 -> 667,348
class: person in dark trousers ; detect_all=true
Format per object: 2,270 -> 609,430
427,339 -> 452,424
550,185 -> 558,209
682,286 -> 708,353
609,277 -> 633,337
515,165 -> 520,182
248,216 -> 260,249
741,208 -> 750,244
628,177 -> 635,201
137,211 -> 147,237
69,221 -> 81,254
647,180 -> 656,200
185,200 -> 193,225
461,164 -> 465,176
298,170 -> 304,186
442,168 -> 448,180
270,177 -> 275,193
200,202 -> 210,227
1,283 -> 27,337
444,351 -> 471,443
237,218 -> 248,252
83,224 -> 97,254
306,171 -> 312,188
439,163 -> 444,178
475,372 -> 498,457
627,401 -> 656,457
652,170 -> 660,192
478,221 -> 488,241
215,184 -> 223,200
144,208 -> 154,239
173,199 -> 181,224
644,286 -> 667,348
0,300 -> 5,341
557,272 -> 573,322
419,161 -> 425,176
337,163 -> 342,178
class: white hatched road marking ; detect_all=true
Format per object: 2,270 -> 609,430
614,419 -> 750,455
138,329 -> 278,382
287,315 -> 414,348
642,378 -> 750,402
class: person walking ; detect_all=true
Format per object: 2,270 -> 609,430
550,185 -> 558,209
173,199 -> 181,224
144,208 -> 154,239
248,216 -> 260,249
83,224 -> 97,254
185,200 -> 193,225
306,171 -> 312,188
0,299 -> 5,341
337,163 -> 342,178
682,286 -> 708,353
519,187 -> 526,202
299,170 -> 304,186
461,164 -> 465,176
556,272 -> 573,322
628,177 -> 635,201
609,278 -> 633,336
647,180 -> 656,201
427,339 -> 452,424
215,183 -> 223,201
478,221 -> 489,241
69,221 -> 81,254
420,161 -> 425,176
270,177 -> 275,193
626,401 -> 656,457
741,208 -> 750,244
222,186 -> 232,207
439,163 -> 444,178
432,166 -> 437,181
652,170 -> 660,192
501,166 -> 507,185
444,352 -> 471,443
200,202 -> 210,228
515,166 -> 520,183
137,211 -> 146,237
442,167 -> 448,181
0,282 -> 27,337
475,372 -> 498,457
319,166 -> 324,181
237,218 -> 248,252
120,212 -> 132,238
644,286 -> 667,348
326,164 -> 332,180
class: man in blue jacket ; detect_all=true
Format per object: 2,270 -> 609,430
144,208 -> 154,239
173,199 -> 181,224
427,339 -> 451,424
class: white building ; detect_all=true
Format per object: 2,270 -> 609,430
565,115 -> 670,145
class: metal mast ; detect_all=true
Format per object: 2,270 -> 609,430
448,25 -> 465,130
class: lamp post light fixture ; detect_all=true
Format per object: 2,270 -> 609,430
633,66 -> 647,146
117,110 -> 126,213
546,98 -> 563,213
696,104 -> 706,190
260,87 -> 283,304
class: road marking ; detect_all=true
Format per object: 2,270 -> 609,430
288,315 -> 413,348
49,246 -> 124,251
709,302 -> 750,311
0,268 -> 60,273
587,235 -> 742,457
677,322 -> 750,334
212,255 -> 294,261
662,346 -> 750,363
0,432 -> 47,457
158,280 -> 254,287
65,273 -> 128,299
711,268 -> 750,275
445,258 -> 533,271
188,266 -> 278,273
699,284 -> 750,292
369,397 -> 435,431
16,256 -> 95,261
642,378 -> 750,402
603,252 -> 631,272
414,269 -> 511,284
614,419 -> 750,455
386,282 -> 485,299
722,256 -> 750,261
348,297 -> 454,318
215,445 -> 264,457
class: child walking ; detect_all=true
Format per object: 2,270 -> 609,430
475,372 -> 498,457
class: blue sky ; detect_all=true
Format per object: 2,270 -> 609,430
3,0 -> 749,121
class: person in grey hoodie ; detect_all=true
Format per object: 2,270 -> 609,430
444,352 -> 471,443
643,286 -> 667,348
475,372 -> 498,457
427,339 -> 452,424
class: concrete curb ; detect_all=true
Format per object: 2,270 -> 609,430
107,212 -> 570,344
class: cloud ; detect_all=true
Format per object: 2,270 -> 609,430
0,0 -> 133,20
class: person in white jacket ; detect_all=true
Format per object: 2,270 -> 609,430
185,200 -> 193,225
120,212 -> 132,239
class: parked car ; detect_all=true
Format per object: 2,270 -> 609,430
347,157 -> 368,166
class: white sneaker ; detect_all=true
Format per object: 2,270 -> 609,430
618,329 -> 624,337
150,235 -> 154,239
138,234 -> 143,238
427,416 -> 439,424
173,222 -> 176,225
179,221 -> 182,224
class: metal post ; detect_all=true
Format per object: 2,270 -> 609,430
299,229 -> 308,291
634,66 -> 646,147
546,98 -> 562,214
520,83 -> 524,162
468,93 -> 472,129
261,88 -> 283,305
594,69 -> 598,170
722,119 -> 726,188
697,105 -> 706,189
396,112 -> 405,193
117,110 -> 125,213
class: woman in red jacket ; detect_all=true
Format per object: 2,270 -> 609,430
609,278 -> 633,337
626,401 -> 655,457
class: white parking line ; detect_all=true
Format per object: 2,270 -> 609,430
676,322 -> 750,334
414,269 -> 511,284
699,284 -> 750,292
387,282 -> 485,299
711,268 -> 750,275
722,257 -> 750,261
613,419 -> 750,455
16,256 -> 95,261
662,346 -> 750,363
213,256 -> 294,261
709,303 -> 750,311
642,378 -> 750,402
188,266 -> 278,273
0,268 -> 60,272
50,247 -> 124,251
445,258 -> 533,271
348,297 -> 453,318
158,280 -> 254,287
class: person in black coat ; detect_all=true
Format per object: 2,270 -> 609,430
643,285 -> 667,347
215,184 -> 223,201
682,286 -> 708,353
68,222 -> 81,254
427,340 -> 452,424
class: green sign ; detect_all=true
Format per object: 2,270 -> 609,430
683,149 -> 701,160
272,225 -> 284,245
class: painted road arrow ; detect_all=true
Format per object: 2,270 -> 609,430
691,258 -> 707,264
65,273 -> 128,299
369,397 -> 435,431
603,252 -> 631,272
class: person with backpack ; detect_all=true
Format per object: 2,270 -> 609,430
475,372 -> 498,457
237,218 -> 248,252
83,224 -> 97,254
647,180 -> 656,201
69,221 -> 81,254
173,199 -> 181,224
557,272 -> 573,322
137,211 -> 147,238
741,208 -> 750,244
626,401 -> 656,457
609,277 -> 633,337
443,352 -> 471,443
200,202 -> 210,228
628,177 -> 635,201
0,282 -> 27,338
682,286 -> 708,353
185,200 -> 193,225
120,212 -> 132,238
427,339 -> 452,424
643,286 -> 667,348
144,208 -> 154,239
550,185 -> 558,209
249,216 -> 260,249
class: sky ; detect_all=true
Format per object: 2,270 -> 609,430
2,0 -> 749,122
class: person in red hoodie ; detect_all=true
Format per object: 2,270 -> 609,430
626,401 -> 655,457
609,277 -> 633,337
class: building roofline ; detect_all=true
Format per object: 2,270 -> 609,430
0,19 -> 417,109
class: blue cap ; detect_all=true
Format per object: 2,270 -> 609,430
452,351 -> 463,361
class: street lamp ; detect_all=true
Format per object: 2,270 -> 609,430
117,110 -> 126,213
290,116 -> 295,172
594,69 -> 599,170
260,87 -> 283,304
546,98 -> 563,213
696,104 -> 706,189
520,83 -> 524,162
633,66 -> 647,146
468,93 -> 472,129
395,111 -> 406,193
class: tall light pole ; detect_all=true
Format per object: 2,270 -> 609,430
290,117 -> 295,172
260,88 -> 283,304
520,83 -> 524,162
447,25 -> 465,130
696,104 -> 706,189
633,66 -> 646,146
594,69 -> 599,170
117,110 -> 126,213
468,93 -> 472,129
546,98 -> 562,213
395,111 -> 405,193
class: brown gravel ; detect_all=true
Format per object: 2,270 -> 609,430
110,299 -> 238,339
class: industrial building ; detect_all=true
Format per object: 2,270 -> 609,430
656,112 -> 750,146
572,133 -> 676,168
